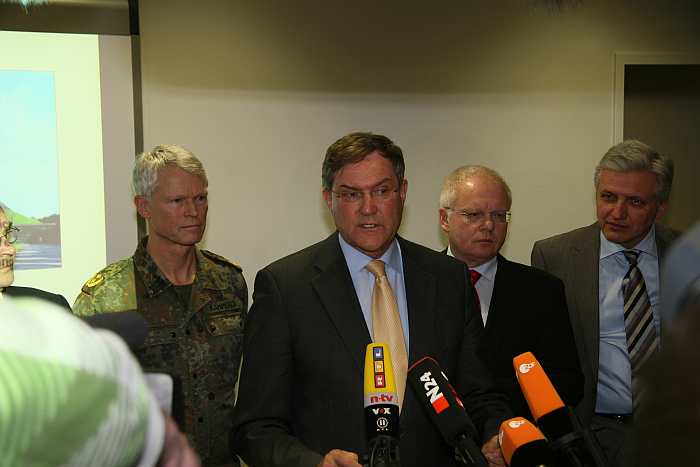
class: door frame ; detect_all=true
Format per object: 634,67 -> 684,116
612,52 -> 700,143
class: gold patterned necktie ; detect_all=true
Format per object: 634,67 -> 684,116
367,259 -> 408,408
622,250 -> 659,408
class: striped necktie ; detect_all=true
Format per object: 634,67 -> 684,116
367,259 -> 408,408
622,250 -> 659,406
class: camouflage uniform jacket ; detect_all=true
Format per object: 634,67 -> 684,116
73,238 -> 247,466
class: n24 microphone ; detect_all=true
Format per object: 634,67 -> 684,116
513,352 -> 605,467
363,343 -> 401,467
499,417 -> 554,467
407,356 -> 487,467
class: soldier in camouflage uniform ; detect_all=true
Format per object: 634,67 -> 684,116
73,145 -> 247,467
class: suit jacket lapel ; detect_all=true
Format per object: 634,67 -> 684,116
311,234 -> 371,376
399,238 -> 438,365
485,255 -> 510,331
570,223 -> 601,375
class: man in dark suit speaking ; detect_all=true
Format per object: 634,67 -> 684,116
232,133 -> 511,467
438,165 -> 582,421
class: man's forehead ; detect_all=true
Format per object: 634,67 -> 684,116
334,158 -> 397,186
454,178 -> 509,204
153,172 -> 208,193
597,169 -> 657,194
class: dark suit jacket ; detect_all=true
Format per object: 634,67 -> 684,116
480,255 -> 583,421
4,285 -> 71,310
232,233 -> 511,467
530,222 -> 678,425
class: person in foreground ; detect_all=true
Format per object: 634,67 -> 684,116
531,140 -> 678,466
0,203 -> 70,309
0,295 -> 201,467
634,222 -> 700,467
232,132 -> 512,467
73,145 -> 247,466
438,165 -> 582,420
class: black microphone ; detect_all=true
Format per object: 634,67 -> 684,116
513,352 -> 605,467
81,311 -> 148,351
362,343 -> 401,467
407,356 -> 487,467
499,417 -> 554,467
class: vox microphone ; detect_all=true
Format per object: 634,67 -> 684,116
362,343 -> 401,467
499,417 -> 554,467
407,356 -> 487,467
514,352 -> 605,467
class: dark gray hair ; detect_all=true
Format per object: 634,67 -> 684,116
132,145 -> 207,198
322,132 -> 404,191
594,140 -> 674,202
439,165 -> 512,209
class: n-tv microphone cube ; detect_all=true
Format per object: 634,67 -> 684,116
363,343 -> 400,467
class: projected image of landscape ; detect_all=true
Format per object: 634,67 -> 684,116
0,70 -> 62,270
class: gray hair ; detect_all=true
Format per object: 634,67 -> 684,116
439,165 -> 512,209
594,140 -> 674,202
132,145 -> 207,198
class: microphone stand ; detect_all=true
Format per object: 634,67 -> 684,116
362,435 -> 401,467
453,434 -> 488,467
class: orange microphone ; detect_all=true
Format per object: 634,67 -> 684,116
513,352 -> 605,467
499,417 -> 553,467
513,352 -> 566,425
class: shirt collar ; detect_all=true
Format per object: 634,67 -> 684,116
446,245 -> 498,281
339,233 -> 401,275
473,255 -> 498,282
599,225 -> 658,260
134,236 -> 217,296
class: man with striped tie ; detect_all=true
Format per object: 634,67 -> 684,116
531,140 -> 678,466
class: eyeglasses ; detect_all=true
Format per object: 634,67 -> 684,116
445,208 -> 511,224
331,186 -> 399,204
0,222 -> 20,244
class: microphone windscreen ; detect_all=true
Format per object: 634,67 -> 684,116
407,356 -> 476,443
499,417 -> 554,467
364,343 -> 400,438
82,311 -> 148,351
513,352 -> 564,421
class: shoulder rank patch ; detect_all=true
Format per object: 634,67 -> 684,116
201,249 -> 243,272
81,272 -> 104,295
80,258 -> 132,296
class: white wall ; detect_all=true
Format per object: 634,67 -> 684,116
130,0 -> 700,292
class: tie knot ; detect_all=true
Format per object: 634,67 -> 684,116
623,250 -> 640,266
366,259 -> 387,279
469,269 -> 481,285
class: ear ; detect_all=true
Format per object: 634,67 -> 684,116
439,208 -> 450,233
322,190 -> 333,211
655,200 -> 669,221
134,196 -> 151,220
399,178 -> 408,202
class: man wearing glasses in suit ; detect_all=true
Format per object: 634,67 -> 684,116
438,165 -> 582,421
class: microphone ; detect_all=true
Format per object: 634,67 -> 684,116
513,352 -> 605,467
499,417 -> 554,467
407,356 -> 487,467
363,343 -> 401,467
81,311 -> 148,351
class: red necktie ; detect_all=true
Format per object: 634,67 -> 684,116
469,269 -> 482,320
